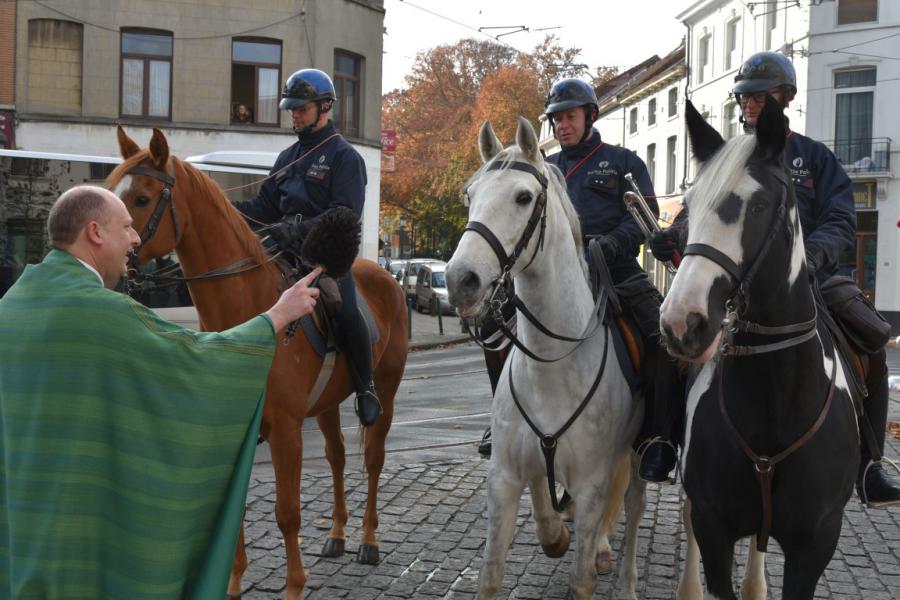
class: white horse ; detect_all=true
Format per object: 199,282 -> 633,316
446,117 -> 646,600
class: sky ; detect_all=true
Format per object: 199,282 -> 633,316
382,0 -> 689,92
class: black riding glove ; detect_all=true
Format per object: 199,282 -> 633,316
268,220 -> 303,252
597,235 -> 621,263
805,247 -> 823,282
650,227 -> 683,262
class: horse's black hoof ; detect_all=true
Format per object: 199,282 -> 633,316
322,537 -> 345,557
357,543 -> 380,564
226,594 -> 241,600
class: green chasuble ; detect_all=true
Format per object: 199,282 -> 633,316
0,250 -> 276,599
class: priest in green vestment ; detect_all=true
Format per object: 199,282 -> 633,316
0,186 -> 321,599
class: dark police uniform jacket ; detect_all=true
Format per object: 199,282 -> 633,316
234,122 -> 367,238
546,129 -> 658,283
670,128 -> 855,278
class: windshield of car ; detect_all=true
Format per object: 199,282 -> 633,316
432,272 -> 446,288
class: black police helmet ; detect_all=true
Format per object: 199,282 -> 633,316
545,78 -> 599,119
279,69 -> 336,111
733,51 -> 797,99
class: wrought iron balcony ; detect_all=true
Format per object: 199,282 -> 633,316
822,137 -> 891,175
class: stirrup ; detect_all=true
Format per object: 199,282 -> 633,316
859,458 -> 900,508
354,386 -> 382,427
636,436 -> 678,484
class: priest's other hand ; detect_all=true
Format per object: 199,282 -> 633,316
266,266 -> 323,331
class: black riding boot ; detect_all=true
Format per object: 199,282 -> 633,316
334,275 -> 382,427
857,353 -> 900,508
637,341 -> 681,483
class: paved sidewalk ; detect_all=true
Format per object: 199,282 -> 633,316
406,303 -> 470,350
236,349 -> 900,599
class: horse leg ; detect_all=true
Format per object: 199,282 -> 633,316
226,519 -> 247,599
269,419 -> 307,600
316,406 -> 348,558
780,513 -> 842,600
616,455 -> 647,600
692,507 -> 737,600
739,536 -> 767,600
356,365 -> 399,564
676,497 -> 703,600
527,477 -> 569,558
567,482 -> 608,599
477,466 -> 525,599
596,454 -> 630,575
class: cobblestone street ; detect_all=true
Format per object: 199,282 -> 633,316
240,438 -> 900,599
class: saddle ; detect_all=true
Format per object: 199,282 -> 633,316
586,240 -> 644,391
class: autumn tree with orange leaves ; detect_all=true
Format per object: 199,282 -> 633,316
382,36 -> 615,260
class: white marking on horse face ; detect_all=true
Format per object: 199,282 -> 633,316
112,175 -> 133,199
786,212 -> 805,287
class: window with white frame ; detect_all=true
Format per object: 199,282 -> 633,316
666,135 -> 677,194
838,0 -> 877,25
629,107 -> 638,135
230,38 -> 282,125
834,68 -> 876,165
698,34 -> 711,84
725,18 -> 740,70
724,102 -> 740,139
668,87 -> 678,117
647,143 -> 656,185
334,50 -> 363,138
648,98 -> 657,127
120,29 -> 172,119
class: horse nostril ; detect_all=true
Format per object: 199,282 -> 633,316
685,312 -> 705,335
460,271 -> 481,294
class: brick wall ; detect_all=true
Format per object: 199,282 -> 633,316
0,0 -> 15,105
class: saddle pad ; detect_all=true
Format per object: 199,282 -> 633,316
612,315 -> 642,392
299,289 -> 381,357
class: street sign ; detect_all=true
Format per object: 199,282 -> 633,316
381,129 -> 397,153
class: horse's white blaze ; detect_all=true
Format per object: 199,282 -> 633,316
112,175 -> 133,199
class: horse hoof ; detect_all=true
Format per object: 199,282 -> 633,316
541,523 -> 570,558
357,543 -> 380,564
226,594 -> 241,600
596,548 -> 613,574
321,537 -> 345,557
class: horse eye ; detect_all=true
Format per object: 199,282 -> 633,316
462,192 -> 470,208
749,201 -> 767,216
135,196 -> 150,208
515,191 -> 532,206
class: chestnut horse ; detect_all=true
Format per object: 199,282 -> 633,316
107,127 -> 408,600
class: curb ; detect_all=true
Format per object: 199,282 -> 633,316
408,335 -> 471,352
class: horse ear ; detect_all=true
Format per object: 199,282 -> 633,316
753,95 -> 787,163
148,128 -> 170,170
479,121 -> 503,163
685,100 -> 724,163
117,125 -> 140,159
515,116 -> 541,165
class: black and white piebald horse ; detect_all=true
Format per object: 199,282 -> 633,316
661,99 -> 859,600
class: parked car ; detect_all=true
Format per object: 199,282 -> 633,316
388,258 -> 407,282
415,263 -> 455,315
401,258 -> 443,303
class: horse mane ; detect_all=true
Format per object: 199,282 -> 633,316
688,135 -> 757,227
106,151 -> 267,267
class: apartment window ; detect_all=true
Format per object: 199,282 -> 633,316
724,102 -> 740,139
629,107 -> 638,134
698,35 -> 711,84
765,8 -> 778,48
668,87 -> 678,117
334,50 -> 362,137
648,98 -> 657,127
725,19 -> 740,70
647,143 -> 656,185
120,29 -> 172,119
28,19 -> 83,115
838,0 -> 877,25
231,38 -> 281,125
834,68 -> 876,165
666,135 -> 677,194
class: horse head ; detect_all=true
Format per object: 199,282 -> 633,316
106,126 -> 182,266
447,117 -> 581,318
660,98 -> 804,363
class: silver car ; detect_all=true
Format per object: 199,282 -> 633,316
414,263 -> 454,315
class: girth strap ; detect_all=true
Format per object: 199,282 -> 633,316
508,329 -> 610,512
717,329 -> 837,552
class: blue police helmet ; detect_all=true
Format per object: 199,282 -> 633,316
545,78 -> 599,119
279,69 -> 337,111
733,52 -> 797,98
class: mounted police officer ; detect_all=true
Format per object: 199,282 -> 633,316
234,68 -> 382,427
544,78 -> 682,483
651,51 -> 900,507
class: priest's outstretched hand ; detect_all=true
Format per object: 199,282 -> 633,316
266,266 -> 323,331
